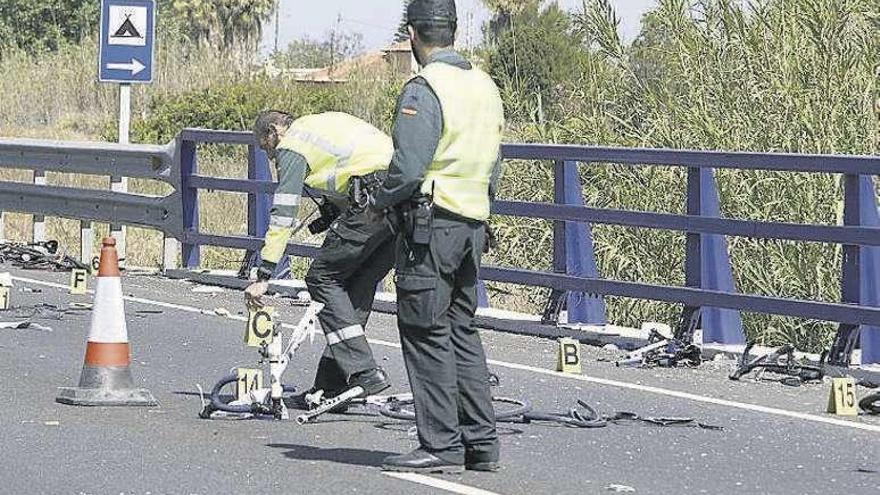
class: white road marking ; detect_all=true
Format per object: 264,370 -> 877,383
482,359 -> 880,434
14,275 -> 880,435
382,473 -> 502,495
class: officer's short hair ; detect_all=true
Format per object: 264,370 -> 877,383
253,110 -> 294,141
410,20 -> 456,47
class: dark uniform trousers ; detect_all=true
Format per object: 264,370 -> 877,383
305,204 -> 395,393
395,211 -> 499,463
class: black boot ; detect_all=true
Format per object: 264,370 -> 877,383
465,450 -> 500,472
382,448 -> 464,474
347,367 -> 391,397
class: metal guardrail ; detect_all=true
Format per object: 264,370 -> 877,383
1,128 -> 879,365
174,129 -> 880,366
0,137 -> 182,264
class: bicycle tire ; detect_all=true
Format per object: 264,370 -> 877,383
517,400 -> 607,428
379,396 -> 531,422
859,392 -> 880,414
206,372 -> 296,415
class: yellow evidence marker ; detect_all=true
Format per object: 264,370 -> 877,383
236,368 -> 263,402
69,269 -> 88,295
245,306 -> 275,347
827,377 -> 858,416
557,337 -> 582,374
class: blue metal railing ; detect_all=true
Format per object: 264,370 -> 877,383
175,128 -> 880,365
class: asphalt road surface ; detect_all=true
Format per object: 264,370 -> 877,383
1,266 -> 879,495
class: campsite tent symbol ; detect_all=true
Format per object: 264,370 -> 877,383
112,15 -> 142,39
107,6 -> 147,46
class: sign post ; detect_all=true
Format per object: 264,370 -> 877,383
99,0 -> 156,263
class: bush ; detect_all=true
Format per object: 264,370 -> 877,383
0,0 -> 97,56
486,2 -> 590,121
131,69 -> 403,144
131,81 -> 338,143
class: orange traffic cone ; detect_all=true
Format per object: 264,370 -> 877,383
56,237 -> 157,406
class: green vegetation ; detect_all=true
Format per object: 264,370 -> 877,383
486,1 -> 587,121
164,0 -> 275,46
485,0 -> 878,351
269,30 -> 364,70
0,0 -> 877,352
0,0 -> 98,56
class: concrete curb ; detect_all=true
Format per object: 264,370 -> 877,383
163,269 -> 880,382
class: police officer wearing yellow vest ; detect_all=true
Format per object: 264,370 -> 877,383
373,0 -> 505,474
245,111 -> 393,402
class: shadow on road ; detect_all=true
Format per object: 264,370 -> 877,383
267,443 -> 396,468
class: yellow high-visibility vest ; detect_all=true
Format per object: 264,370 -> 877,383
278,112 -> 393,195
417,62 -> 505,221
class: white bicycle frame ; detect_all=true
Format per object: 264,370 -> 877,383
236,302 -> 324,420
210,301 -> 411,423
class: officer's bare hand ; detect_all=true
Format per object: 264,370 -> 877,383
244,281 -> 270,308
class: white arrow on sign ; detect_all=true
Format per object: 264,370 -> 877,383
106,58 -> 145,76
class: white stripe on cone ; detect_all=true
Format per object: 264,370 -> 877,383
88,276 -> 128,344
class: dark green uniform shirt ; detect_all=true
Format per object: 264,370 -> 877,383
259,148 -> 308,272
373,49 -> 503,211
272,149 -> 308,223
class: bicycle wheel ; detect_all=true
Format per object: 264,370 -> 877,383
859,392 -> 880,414
379,396 -> 531,422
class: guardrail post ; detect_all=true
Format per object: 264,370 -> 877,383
245,145 -> 290,278
830,174 -> 874,365
32,171 -> 47,243
541,160 -> 605,325
857,175 -> 880,365
542,161 -> 569,324
180,140 -> 201,268
162,235 -> 179,271
686,167 -> 744,345
110,176 -> 127,261
477,281 -> 490,309
80,221 -> 93,268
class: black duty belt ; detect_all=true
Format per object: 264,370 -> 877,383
433,206 -> 483,225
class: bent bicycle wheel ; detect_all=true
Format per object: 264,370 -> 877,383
379,396 -> 531,422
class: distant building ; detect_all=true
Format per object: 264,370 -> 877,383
382,41 -> 418,78
268,40 -> 417,84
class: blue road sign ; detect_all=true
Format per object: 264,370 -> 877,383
99,0 -> 156,84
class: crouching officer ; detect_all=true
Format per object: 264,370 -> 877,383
246,111 -> 394,403
372,0 -> 506,474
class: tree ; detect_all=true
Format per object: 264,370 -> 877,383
167,0 -> 276,47
0,0 -> 98,56
271,30 -> 363,69
486,2 -> 587,116
394,0 -> 412,42
481,0 -> 539,43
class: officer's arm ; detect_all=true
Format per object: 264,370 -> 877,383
372,78 -> 443,210
258,149 -> 307,279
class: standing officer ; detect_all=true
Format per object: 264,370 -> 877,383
372,0 -> 506,474
245,111 -> 393,403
